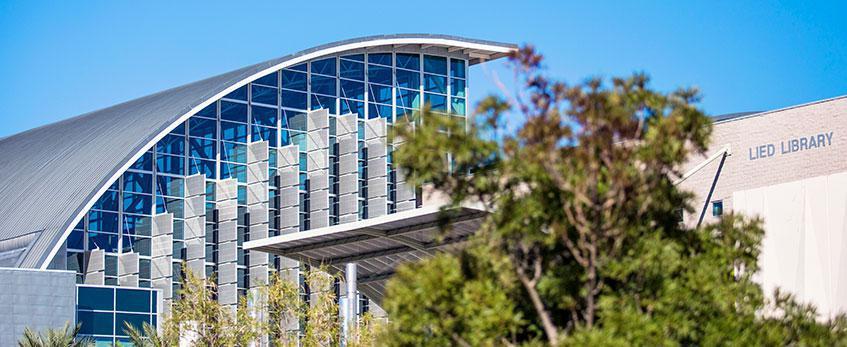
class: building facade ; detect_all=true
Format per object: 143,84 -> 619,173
0,34 -> 515,345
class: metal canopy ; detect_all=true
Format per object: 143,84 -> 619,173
244,205 -> 487,305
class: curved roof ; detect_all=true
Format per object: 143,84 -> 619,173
0,34 -> 516,269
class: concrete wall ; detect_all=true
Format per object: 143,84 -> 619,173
0,268 -> 76,346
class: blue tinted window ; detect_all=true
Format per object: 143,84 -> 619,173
123,172 -> 152,194
282,70 -> 307,91
251,85 -> 278,106
67,229 -> 85,250
196,103 -> 216,118
425,93 -> 447,111
424,55 -> 448,75
450,78 -> 466,97
252,105 -> 277,126
450,59 -> 466,78
116,313 -> 151,336
169,122 -> 185,136
78,311 -> 114,335
368,53 -> 392,66
123,215 -> 151,236
311,75 -> 336,96
189,158 -> 216,179
123,193 -> 152,214
224,85 -> 248,101
220,101 -> 248,123
221,142 -> 246,163
424,74 -> 447,94
189,117 -> 216,139
221,163 -> 247,183
396,53 -> 420,70
311,95 -> 336,113
221,121 -> 248,143
157,134 -> 185,155
369,103 -> 392,120
116,289 -> 151,312
396,69 -> 420,89
156,154 -> 184,175
122,235 -> 151,256
396,89 -> 421,109
368,84 -> 392,104
451,97 -> 466,115
342,54 -> 364,62
88,231 -> 119,252
281,90 -> 307,110
340,79 -> 365,100
289,63 -> 307,72
93,190 -> 119,211
368,65 -> 392,85
340,60 -> 364,80
156,176 -> 184,197
311,57 -> 336,76
252,126 -> 277,147
340,99 -> 365,117
254,71 -> 278,87
189,137 -> 216,159
130,152 -> 153,171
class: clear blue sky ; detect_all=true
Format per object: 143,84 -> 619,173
0,1 -> 845,137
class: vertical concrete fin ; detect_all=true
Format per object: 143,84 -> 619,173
183,174 -> 207,279
151,213 -> 174,304
307,109 -> 330,228
84,248 -> 105,285
337,114 -> 359,224
365,117 -> 388,218
215,178 -> 239,307
118,252 -> 139,287
392,122 -> 417,212
248,140 -> 270,287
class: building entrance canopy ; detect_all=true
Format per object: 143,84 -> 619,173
244,205 -> 487,304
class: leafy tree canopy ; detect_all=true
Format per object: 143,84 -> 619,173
380,45 -> 847,346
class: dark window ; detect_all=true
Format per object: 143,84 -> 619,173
221,101 -> 248,123
251,85 -> 278,106
424,74 -> 447,94
224,85 -> 248,101
77,311 -> 114,335
341,54 -> 364,62
340,60 -> 364,80
368,53 -> 392,66
396,53 -> 420,70
367,65 -> 392,85
254,72 -> 278,87
157,134 -> 185,155
340,79 -> 365,100
424,55 -> 447,75
281,90 -> 308,110
311,57 -> 337,76
368,84 -> 392,104
282,70 -> 307,91
196,103 -> 216,118
712,201 -> 723,217
396,69 -> 420,89
252,105 -> 277,126
450,58 -> 466,78
189,117 -> 217,139
311,75 -> 337,96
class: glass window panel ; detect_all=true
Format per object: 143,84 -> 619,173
77,311 -> 114,335
281,90 -> 308,110
189,117 -> 216,139
156,176 -> 184,197
221,121 -> 248,143
284,110 -> 307,131
368,84 -> 392,104
396,89 -> 421,109
224,85 -> 248,101
157,197 -> 184,219
367,65 -> 392,85
396,53 -> 420,70
450,78 -> 466,97
311,75 -> 336,96
130,152 -> 153,171
340,99 -> 365,117
122,236 -> 151,256
424,74 -> 447,94
157,134 -> 185,155
252,125 -> 277,147
116,289 -> 151,312
196,103 -> 216,118
282,70 -> 307,91
188,158 -> 216,179
220,101 -> 248,123
93,190 -> 119,211
221,163 -> 247,183
87,231 -> 119,252
254,71 -> 278,87
340,60 -> 364,80
169,122 -> 186,136
451,97 -> 466,115
123,172 -> 152,194
123,215 -> 151,237
291,132 -> 307,152
368,53 -> 392,66
311,95 -> 337,113
342,54 -> 364,62
450,59 -> 466,78
251,85 -> 278,106
116,313 -> 151,337
221,142 -> 247,163
340,79 -> 364,100
395,69 -> 420,89
156,154 -> 185,175
189,137 -> 216,159
424,55 -> 448,75
123,193 -> 152,214
289,63 -> 307,72
425,93 -> 447,111
368,103 -> 392,120
67,230 -> 84,250
311,57 -> 337,76
396,107 -> 416,122
252,105 -> 277,126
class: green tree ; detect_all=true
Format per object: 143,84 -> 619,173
381,45 -> 847,346
18,323 -> 92,347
